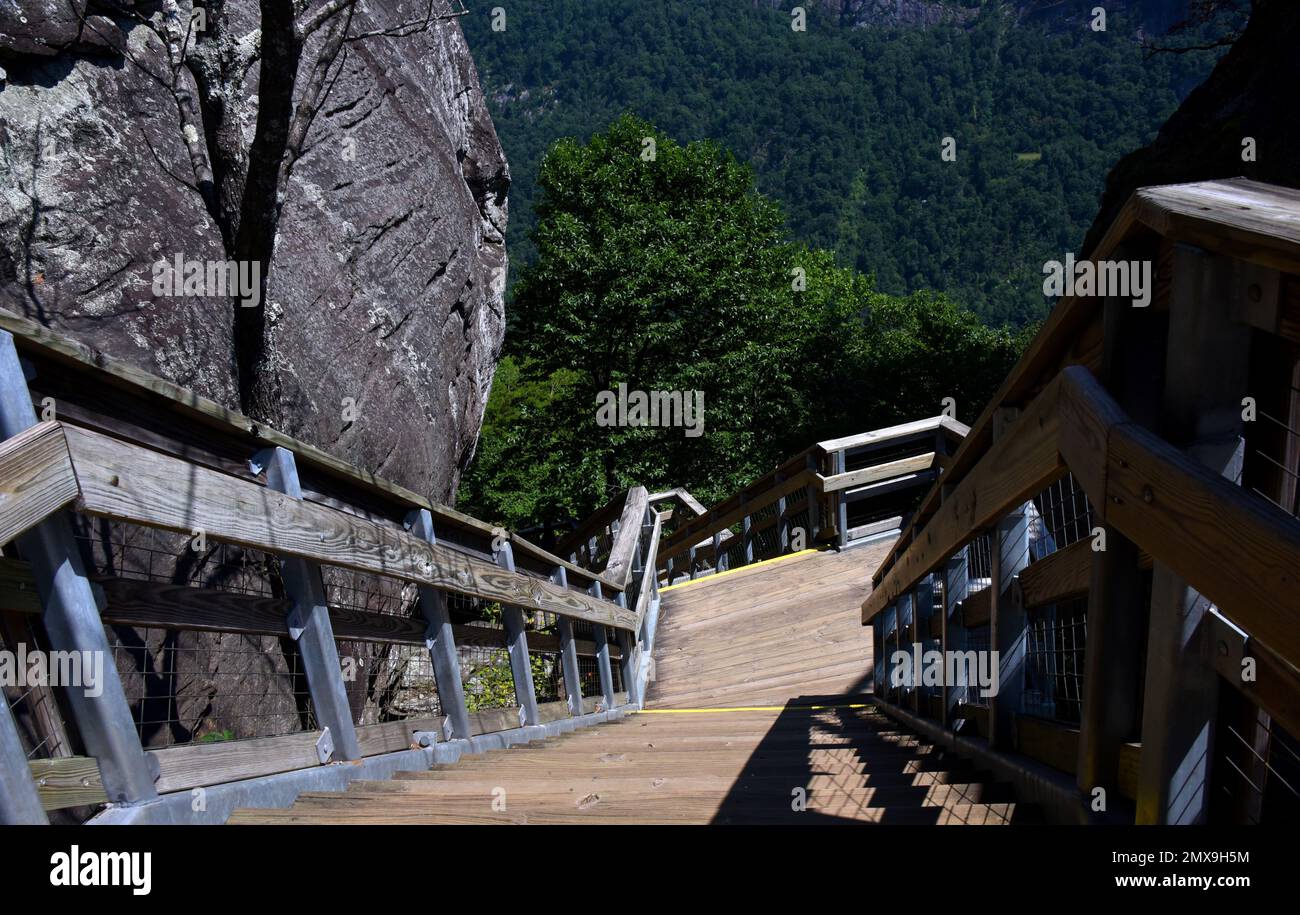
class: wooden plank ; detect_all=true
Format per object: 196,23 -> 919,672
61,425 -> 638,631
1117,743 -> 1141,801
604,487 -> 650,588
862,375 -> 1064,623
1015,715 -> 1079,776
961,586 -> 991,627
467,707 -> 523,736
29,756 -> 108,811
0,308 -> 526,554
817,416 -> 964,454
150,730 -> 325,794
1018,538 -> 1092,607
0,558 -> 619,659
846,516 -> 904,542
1133,179 -> 1300,276
1210,613 -> 1300,744
1102,411 -> 1300,671
0,421 -> 80,548
819,452 -> 936,494
356,717 -> 444,757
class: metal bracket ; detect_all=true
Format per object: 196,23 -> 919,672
286,601 -> 308,641
247,447 -> 275,477
316,727 -> 335,764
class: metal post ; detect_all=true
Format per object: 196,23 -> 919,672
493,541 -> 539,727
990,504 -> 1030,750
407,509 -> 472,741
554,567 -> 584,718
941,546 -> 969,729
611,590 -> 640,707
259,446 -> 360,760
0,331 -> 157,805
834,450 -> 849,546
588,581 -> 616,709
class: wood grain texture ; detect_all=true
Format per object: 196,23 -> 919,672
1018,539 -> 1092,608
0,559 -> 620,658
226,546 -> 1042,825
356,718 -> 445,757
0,421 -> 79,547
30,756 -> 107,810
603,486 -> 649,588
227,704 -> 1036,825
649,547 -> 881,709
820,452 -> 937,494
1105,420 -> 1300,668
150,731 -> 326,794
61,425 -> 638,631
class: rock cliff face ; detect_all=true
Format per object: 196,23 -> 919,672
0,0 -> 508,504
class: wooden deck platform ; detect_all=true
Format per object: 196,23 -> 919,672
228,545 -> 1036,824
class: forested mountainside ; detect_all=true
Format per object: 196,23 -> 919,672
463,0 -> 1225,327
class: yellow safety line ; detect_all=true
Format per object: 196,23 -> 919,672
659,547 -> 825,592
639,703 -> 870,714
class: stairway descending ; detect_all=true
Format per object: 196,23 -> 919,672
228,545 -> 1038,824
227,704 -> 1036,824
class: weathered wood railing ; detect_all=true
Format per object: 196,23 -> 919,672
0,309 -> 665,824
654,417 -> 967,583
861,179 -> 1300,825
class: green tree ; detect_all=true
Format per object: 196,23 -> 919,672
459,118 -> 1024,531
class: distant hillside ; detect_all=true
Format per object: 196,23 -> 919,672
463,0 -> 1222,327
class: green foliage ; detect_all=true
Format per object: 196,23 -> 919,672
462,0 -> 1220,326
458,117 -> 1025,529
464,651 -> 554,712
198,729 -> 235,743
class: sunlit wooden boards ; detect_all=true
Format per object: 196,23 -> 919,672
58,424 -> 637,631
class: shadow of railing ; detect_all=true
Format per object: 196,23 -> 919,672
709,694 -> 1030,825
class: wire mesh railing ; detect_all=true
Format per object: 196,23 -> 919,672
1021,597 -> 1088,725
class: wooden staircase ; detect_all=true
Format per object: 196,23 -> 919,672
228,547 -> 1038,824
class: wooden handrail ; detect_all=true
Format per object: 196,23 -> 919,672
862,364 -> 1300,672
654,414 -> 963,572
0,421 -> 640,631
861,374 -> 1064,622
0,306 -> 622,597
603,486 -> 650,589
870,179 -> 1300,591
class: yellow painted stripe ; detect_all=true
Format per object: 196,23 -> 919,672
639,703 -> 870,714
659,547 -> 825,593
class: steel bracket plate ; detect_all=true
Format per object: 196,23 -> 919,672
316,727 -> 335,764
